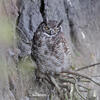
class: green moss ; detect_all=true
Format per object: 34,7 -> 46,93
0,16 -> 14,44
18,57 -> 35,76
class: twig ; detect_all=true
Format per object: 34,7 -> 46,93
75,82 -> 86,100
75,63 -> 100,71
59,78 -> 91,90
70,84 -> 74,100
50,76 -> 61,93
61,71 -> 100,86
49,76 -> 65,100
79,80 -> 90,83
72,77 -> 87,100
91,75 -> 100,77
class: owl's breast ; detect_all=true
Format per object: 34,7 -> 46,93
31,32 -> 71,73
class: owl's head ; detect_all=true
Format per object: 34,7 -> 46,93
40,20 -> 63,36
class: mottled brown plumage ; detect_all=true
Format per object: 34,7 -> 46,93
31,20 -> 71,74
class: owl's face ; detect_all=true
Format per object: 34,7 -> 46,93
40,20 -> 63,36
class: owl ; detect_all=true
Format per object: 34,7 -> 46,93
31,20 -> 71,75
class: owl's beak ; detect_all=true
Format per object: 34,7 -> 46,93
57,19 -> 63,27
50,29 -> 56,35
50,30 -> 54,35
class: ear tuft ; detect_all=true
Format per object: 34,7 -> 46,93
57,19 -> 63,27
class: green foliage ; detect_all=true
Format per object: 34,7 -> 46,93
0,16 -> 13,44
18,57 -> 35,77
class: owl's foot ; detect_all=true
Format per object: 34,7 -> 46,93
34,69 -> 45,84
34,69 -> 52,85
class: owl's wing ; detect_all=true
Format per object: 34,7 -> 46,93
31,33 -> 38,62
61,33 -> 71,56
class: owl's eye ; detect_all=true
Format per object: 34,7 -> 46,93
44,26 -> 50,30
54,28 -> 59,33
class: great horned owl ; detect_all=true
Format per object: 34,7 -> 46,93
31,20 -> 71,74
